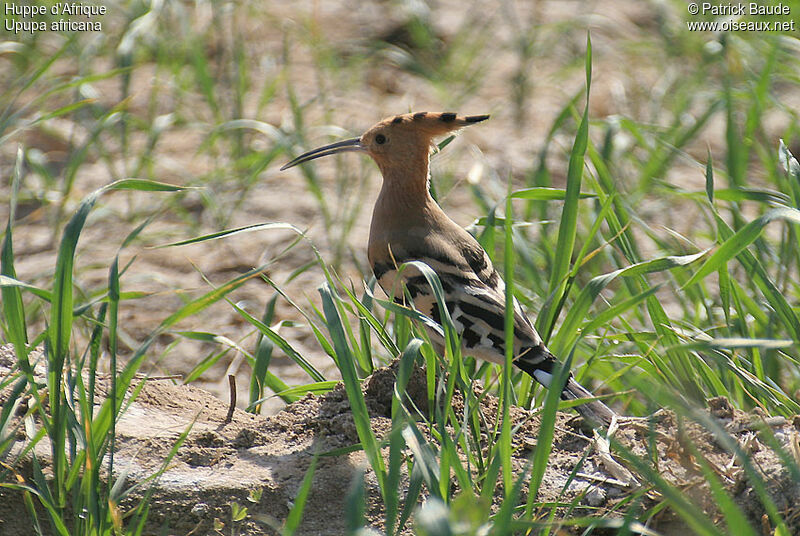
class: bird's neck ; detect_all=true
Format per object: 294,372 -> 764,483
375,154 -> 434,212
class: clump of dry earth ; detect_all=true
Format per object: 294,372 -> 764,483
1,344 -> 799,535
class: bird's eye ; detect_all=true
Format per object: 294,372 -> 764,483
375,134 -> 387,145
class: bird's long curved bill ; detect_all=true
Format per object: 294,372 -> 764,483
280,137 -> 364,170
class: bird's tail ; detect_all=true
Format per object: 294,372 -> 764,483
561,376 -> 617,427
514,344 -> 617,427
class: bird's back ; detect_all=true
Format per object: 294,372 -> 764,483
368,195 -> 556,380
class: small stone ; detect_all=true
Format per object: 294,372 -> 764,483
708,396 -> 734,419
585,486 -> 606,507
233,428 -> 257,448
195,431 -> 224,447
190,503 -> 209,518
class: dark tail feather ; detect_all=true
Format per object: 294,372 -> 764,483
514,344 -> 616,427
562,376 -> 616,427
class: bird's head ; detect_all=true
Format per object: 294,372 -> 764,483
280,112 -> 489,175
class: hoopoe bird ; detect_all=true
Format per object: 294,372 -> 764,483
282,111 -> 616,426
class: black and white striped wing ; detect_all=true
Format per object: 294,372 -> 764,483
371,237 -> 558,383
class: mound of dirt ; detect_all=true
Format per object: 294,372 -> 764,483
1,344 -> 799,535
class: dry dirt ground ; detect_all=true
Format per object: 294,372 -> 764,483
2,344 -> 800,535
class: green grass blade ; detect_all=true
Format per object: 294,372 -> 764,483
579,284 -> 661,336
227,298 -> 325,382
402,261 -> 460,356
525,352 -> 573,517
386,339 -> 423,534
510,187 -> 596,201
159,266 -> 265,329
716,213 -> 800,341
538,33 -> 592,340
552,251 -> 707,357
0,483 -> 70,536
104,178 -> 193,192
2,147 -> 29,363
705,150 -> 714,204
684,207 -> 800,288
345,468 -> 367,535
319,284 -> 386,492
154,222 -> 305,248
0,275 -> 52,302
47,188 -> 103,509
250,295 -> 278,411
128,419 -> 194,535
260,381 -> 336,401
339,282 -> 400,357
500,182 -> 514,494
402,423 -> 442,500
284,453 -> 319,535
